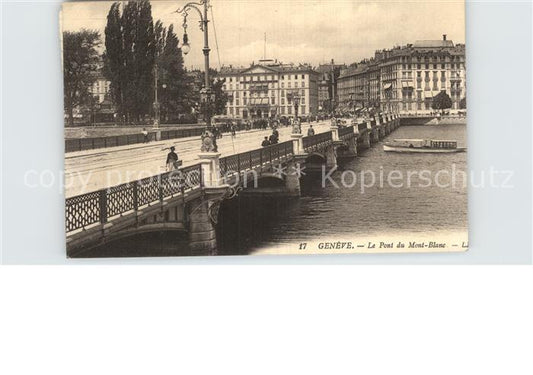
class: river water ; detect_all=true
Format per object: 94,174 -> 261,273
217,123 -> 468,255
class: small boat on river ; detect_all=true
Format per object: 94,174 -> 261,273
383,139 -> 466,153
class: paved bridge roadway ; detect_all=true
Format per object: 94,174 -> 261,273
65,121 -> 332,197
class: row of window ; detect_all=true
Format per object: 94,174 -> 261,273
402,63 -> 464,70
225,74 -> 308,83
225,81 -> 308,90
401,101 -> 462,111
229,89 -> 307,99
225,105 -> 308,116
228,97 -> 307,106
400,55 -> 464,63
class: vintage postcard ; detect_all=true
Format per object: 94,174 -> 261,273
62,0 -> 467,257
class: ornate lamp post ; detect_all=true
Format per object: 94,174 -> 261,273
176,0 -> 217,152
153,63 -> 160,126
287,91 -> 301,134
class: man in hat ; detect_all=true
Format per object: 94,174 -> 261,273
261,137 -> 270,147
166,146 -> 179,171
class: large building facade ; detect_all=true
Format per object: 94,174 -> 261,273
337,35 -> 466,113
218,59 -> 320,119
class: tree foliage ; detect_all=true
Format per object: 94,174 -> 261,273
212,78 -> 229,115
104,1 -> 193,124
102,3 -> 123,118
63,29 -> 101,126
186,69 -> 228,121
432,91 -> 453,112
157,24 -> 191,121
104,0 -> 155,123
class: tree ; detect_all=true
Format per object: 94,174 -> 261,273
157,24 -> 191,121
432,91 -> 452,113
104,0 -> 155,123
212,78 -> 228,115
63,29 -> 101,126
459,97 -> 466,109
102,3 -> 124,119
123,0 -> 155,122
186,68 -> 228,122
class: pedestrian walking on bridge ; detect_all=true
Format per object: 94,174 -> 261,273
166,146 -> 181,171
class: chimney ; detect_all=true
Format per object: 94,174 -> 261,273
443,34 -> 447,41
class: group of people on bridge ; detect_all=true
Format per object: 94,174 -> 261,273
262,127 -> 280,147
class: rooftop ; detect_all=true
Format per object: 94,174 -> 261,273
413,40 -> 455,48
218,60 -> 318,76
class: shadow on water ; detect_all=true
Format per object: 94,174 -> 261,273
216,172 -> 325,256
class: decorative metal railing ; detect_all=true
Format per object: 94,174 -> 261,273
338,126 -> 354,138
303,131 -> 332,152
65,164 -> 203,233
219,141 -> 293,177
65,127 -> 206,153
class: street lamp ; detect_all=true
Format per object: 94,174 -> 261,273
286,91 -> 301,134
176,0 -> 217,152
153,62 -> 160,128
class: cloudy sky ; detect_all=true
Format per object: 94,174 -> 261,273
62,0 -> 465,69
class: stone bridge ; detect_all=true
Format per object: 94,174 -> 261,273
65,112 -> 401,257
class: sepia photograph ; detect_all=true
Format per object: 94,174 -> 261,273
62,0 -> 468,258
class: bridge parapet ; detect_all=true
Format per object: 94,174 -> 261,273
65,164 -> 203,234
338,125 -> 355,140
303,131 -> 333,152
219,141 -> 294,183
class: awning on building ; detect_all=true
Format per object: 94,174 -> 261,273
248,97 -> 270,106
402,81 -> 414,88
383,83 -> 392,90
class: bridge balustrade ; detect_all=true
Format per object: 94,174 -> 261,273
303,131 -> 332,152
219,141 -> 294,176
338,126 -> 354,139
65,164 -> 203,233
65,128 -> 206,153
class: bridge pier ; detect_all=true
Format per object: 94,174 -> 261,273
348,135 -> 358,156
188,197 -> 217,255
285,158 -> 305,196
361,131 -> 371,149
372,128 -> 380,143
188,152 -> 230,256
325,145 -> 337,169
